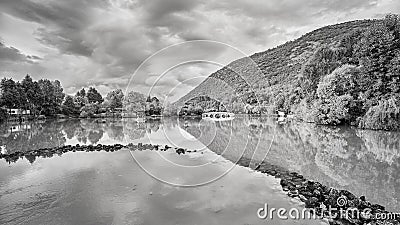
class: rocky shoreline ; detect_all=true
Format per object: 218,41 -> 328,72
1,145 -> 398,225
0,143 -> 197,164
237,158 -> 399,225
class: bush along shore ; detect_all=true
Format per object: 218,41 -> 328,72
236,158 -> 399,225
0,143 -> 200,164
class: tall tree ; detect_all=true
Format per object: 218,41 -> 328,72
106,89 -> 124,111
87,87 -> 103,104
53,80 -> 65,107
124,91 -> 146,113
75,88 -> 87,108
0,78 -> 22,108
62,95 -> 79,116
21,75 -> 44,115
38,79 -> 64,115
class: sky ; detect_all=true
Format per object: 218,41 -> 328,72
0,0 -> 399,102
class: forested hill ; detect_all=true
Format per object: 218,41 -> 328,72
174,15 -> 400,131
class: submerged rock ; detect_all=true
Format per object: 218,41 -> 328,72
0,143 -> 190,164
250,160 -> 400,225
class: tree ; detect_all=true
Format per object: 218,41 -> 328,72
80,103 -> 99,118
38,79 -> 63,115
106,89 -> 124,111
359,96 -> 400,130
75,88 -> 87,108
387,50 -> 400,94
146,97 -> 162,116
87,87 -> 103,104
0,76 -> 65,116
0,78 -> 22,108
313,65 -> 357,125
21,75 -> 44,115
124,91 -> 146,115
53,80 -> 65,108
353,21 -> 397,101
62,95 -> 80,116
162,102 -> 178,116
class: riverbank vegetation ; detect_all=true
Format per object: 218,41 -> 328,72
0,75 -> 163,120
176,15 -> 400,131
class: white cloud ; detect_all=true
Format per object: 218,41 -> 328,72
0,0 -> 399,97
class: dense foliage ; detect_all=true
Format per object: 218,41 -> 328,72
0,75 -> 65,116
178,96 -> 227,116
0,75 -> 164,119
176,15 -> 400,130
145,96 -> 162,116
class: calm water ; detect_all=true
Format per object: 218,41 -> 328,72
0,117 -> 399,224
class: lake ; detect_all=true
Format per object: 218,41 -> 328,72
0,117 -> 399,224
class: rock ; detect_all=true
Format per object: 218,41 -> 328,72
371,204 -> 385,211
283,186 -> 289,192
339,190 -> 356,200
347,198 -> 361,208
176,148 -> 185,155
280,179 -> 290,187
288,190 -> 299,197
299,194 -> 308,202
313,189 -> 322,197
305,197 -> 319,208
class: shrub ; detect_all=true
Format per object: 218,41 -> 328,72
358,97 -> 400,130
313,94 -> 354,125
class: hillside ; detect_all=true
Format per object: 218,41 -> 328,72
174,15 -> 400,131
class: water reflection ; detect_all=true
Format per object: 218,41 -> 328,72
0,119 -> 167,155
182,116 -> 400,211
1,117 -> 399,211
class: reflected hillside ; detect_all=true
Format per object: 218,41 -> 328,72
182,116 -> 400,211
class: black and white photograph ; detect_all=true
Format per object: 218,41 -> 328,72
0,0 -> 399,224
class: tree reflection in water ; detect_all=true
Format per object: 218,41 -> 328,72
0,118 -> 165,157
182,116 -> 400,212
0,117 -> 398,211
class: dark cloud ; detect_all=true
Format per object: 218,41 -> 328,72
139,0 -> 203,23
0,42 -> 40,63
0,0 -> 106,56
210,0 -> 378,23
0,0 -> 398,97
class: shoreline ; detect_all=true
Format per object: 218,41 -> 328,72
3,114 -> 399,132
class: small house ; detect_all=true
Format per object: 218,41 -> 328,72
6,109 -> 31,116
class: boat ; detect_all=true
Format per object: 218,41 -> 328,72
202,112 -> 235,121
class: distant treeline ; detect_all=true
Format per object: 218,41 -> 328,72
0,75 -> 163,121
178,96 -> 227,116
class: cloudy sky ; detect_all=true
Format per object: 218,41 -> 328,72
0,0 -> 399,101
